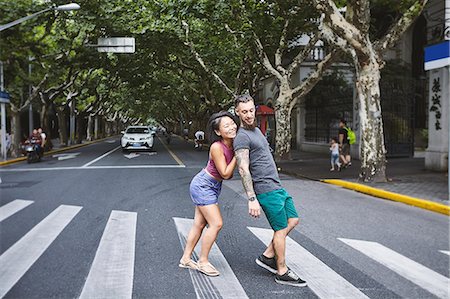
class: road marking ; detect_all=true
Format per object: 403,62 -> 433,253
439,250 -> 450,256
0,165 -> 186,172
339,238 -> 450,299
81,145 -> 121,167
157,136 -> 185,166
52,153 -> 80,160
0,199 -> 34,222
249,227 -> 369,299
80,210 -> 137,299
0,205 -> 82,298
105,140 -> 117,143
173,217 -> 249,299
124,152 -> 140,159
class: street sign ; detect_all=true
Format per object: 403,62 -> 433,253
0,90 -> 10,104
97,37 -> 135,53
424,41 -> 450,71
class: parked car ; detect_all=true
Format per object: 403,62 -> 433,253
121,126 -> 155,152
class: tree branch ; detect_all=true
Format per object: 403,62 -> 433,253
253,32 -> 284,82
346,0 -> 371,34
275,19 -> 289,72
287,32 -> 321,76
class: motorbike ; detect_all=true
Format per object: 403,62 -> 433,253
24,140 -> 43,163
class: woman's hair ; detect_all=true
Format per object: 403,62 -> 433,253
207,111 -> 239,143
331,137 -> 338,143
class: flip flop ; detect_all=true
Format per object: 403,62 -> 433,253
179,259 -> 198,270
197,262 -> 220,276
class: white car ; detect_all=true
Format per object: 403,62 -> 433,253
121,126 -> 155,152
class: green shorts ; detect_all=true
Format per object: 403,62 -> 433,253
256,188 -> 299,231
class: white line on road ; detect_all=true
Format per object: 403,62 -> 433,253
439,250 -> 450,256
0,165 -> 186,172
80,210 -> 137,299
339,238 -> 450,299
81,145 -> 121,168
0,199 -> 34,222
0,205 -> 82,298
249,227 -> 369,299
173,217 -> 249,299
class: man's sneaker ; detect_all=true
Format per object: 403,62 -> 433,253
255,255 -> 277,274
275,269 -> 307,287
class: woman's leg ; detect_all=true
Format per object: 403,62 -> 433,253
197,204 -> 223,265
181,206 -> 207,262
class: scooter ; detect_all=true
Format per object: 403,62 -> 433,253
24,140 -> 42,163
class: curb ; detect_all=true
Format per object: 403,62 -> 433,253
0,136 -> 116,167
322,179 -> 449,216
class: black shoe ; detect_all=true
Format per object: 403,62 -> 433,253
275,270 -> 307,287
255,255 -> 277,274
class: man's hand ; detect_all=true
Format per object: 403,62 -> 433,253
248,200 -> 261,218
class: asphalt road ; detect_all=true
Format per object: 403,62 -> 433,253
1,136 -> 449,299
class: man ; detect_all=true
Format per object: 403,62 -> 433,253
194,129 -> 205,148
338,119 -> 351,167
38,127 -> 46,149
233,94 -> 307,287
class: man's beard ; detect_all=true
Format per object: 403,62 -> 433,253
242,119 -> 257,130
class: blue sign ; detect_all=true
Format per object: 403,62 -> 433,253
424,41 -> 450,70
0,91 -> 10,104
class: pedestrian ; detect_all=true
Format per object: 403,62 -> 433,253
38,127 -> 46,149
179,111 -> 238,276
233,94 -> 307,287
330,137 -> 341,171
338,119 -> 351,167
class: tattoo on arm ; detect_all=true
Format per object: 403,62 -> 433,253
235,149 -> 255,198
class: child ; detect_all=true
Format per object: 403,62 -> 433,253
330,137 -> 341,171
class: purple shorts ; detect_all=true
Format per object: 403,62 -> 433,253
190,169 -> 222,206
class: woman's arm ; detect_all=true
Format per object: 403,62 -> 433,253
210,143 -> 236,179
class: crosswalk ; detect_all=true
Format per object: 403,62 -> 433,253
0,199 -> 449,299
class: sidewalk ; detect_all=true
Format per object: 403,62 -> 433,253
277,150 -> 448,205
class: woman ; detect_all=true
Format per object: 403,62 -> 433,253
179,111 -> 238,276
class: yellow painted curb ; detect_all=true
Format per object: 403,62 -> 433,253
0,136 -> 116,167
322,179 -> 449,216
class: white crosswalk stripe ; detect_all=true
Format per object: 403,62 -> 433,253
439,250 -> 450,256
173,217 -> 249,299
0,199 -> 34,222
248,227 -> 369,299
339,238 -> 450,299
79,210 -> 137,299
0,205 -> 82,298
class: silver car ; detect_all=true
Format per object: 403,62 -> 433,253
121,126 -> 155,152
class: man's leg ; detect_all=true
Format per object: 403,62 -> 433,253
262,217 -> 299,259
272,227 -> 288,275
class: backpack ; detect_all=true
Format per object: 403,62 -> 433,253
345,127 -> 356,145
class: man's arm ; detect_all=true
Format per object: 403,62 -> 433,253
235,148 -> 261,217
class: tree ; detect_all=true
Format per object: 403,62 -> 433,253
313,0 -> 428,181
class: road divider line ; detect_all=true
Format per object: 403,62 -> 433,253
0,205 -> 82,298
249,227 -> 369,299
173,217 -> 249,299
80,210 -> 137,299
157,136 -> 185,166
81,145 -> 121,168
339,238 -> 450,299
322,179 -> 450,216
0,199 -> 34,222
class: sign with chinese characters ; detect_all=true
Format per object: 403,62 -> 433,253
430,74 -> 442,130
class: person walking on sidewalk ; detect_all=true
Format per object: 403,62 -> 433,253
179,111 -> 238,277
233,94 -> 307,287
330,137 -> 341,171
338,119 -> 351,168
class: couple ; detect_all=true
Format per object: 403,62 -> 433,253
179,95 -> 307,287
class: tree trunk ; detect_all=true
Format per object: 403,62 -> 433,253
76,113 -> 84,144
9,110 -> 22,158
40,103 -> 51,139
87,115 -> 93,141
274,82 -> 294,161
356,60 -> 387,182
57,106 -> 68,147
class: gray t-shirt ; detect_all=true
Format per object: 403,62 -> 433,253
233,127 -> 282,195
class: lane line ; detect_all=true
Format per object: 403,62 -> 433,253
0,165 -> 186,172
439,250 -> 450,256
0,205 -> 82,298
173,217 -> 248,299
157,136 -> 185,166
0,200 -> 34,222
248,227 -> 369,299
339,238 -> 450,299
81,145 -> 121,168
79,210 -> 137,299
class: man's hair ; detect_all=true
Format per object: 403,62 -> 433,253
234,94 -> 254,108
207,111 -> 239,144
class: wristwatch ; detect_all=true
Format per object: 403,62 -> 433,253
248,196 -> 256,202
